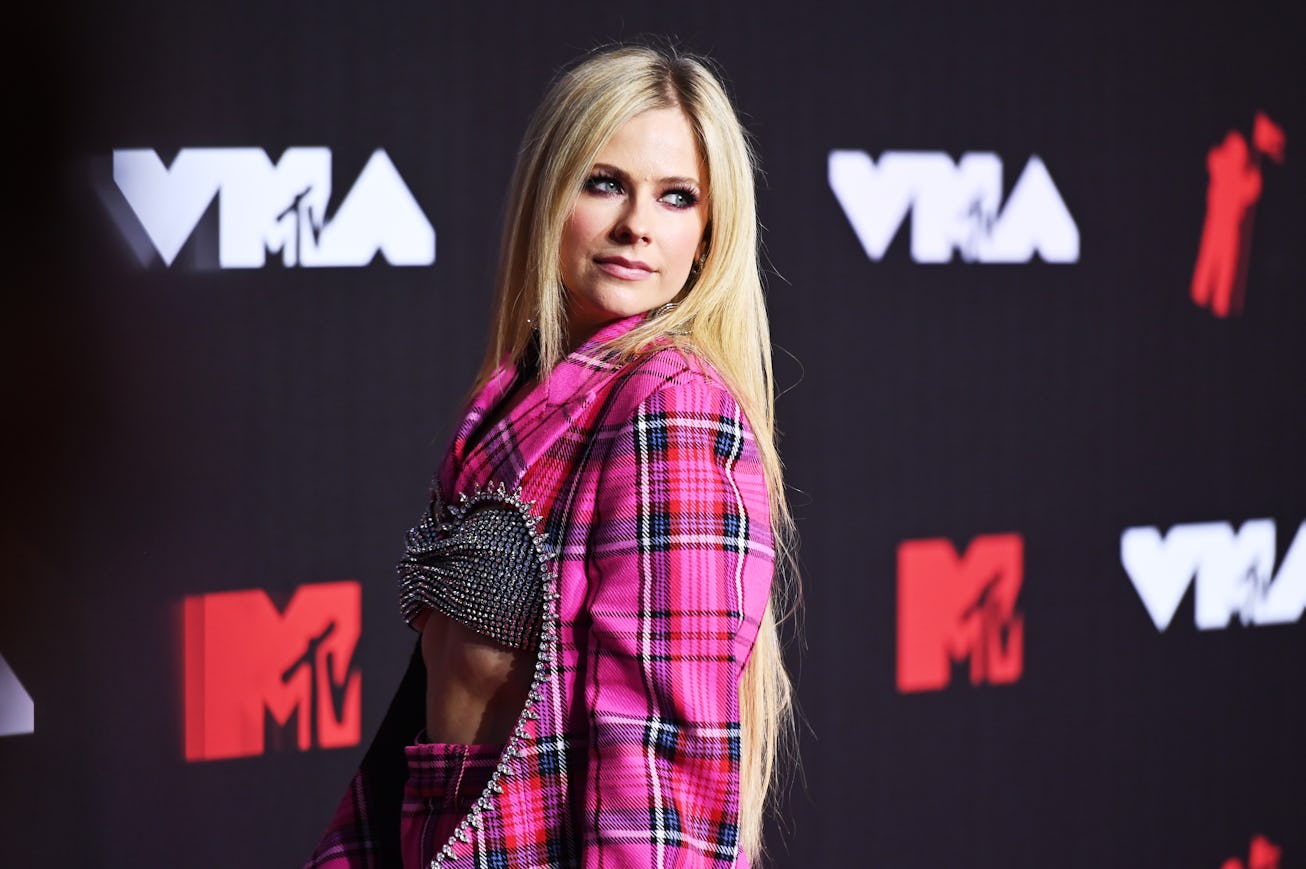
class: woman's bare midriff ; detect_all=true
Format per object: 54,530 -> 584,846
417,607 -> 535,745
417,372 -> 539,744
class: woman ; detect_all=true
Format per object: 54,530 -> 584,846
308,44 -> 795,868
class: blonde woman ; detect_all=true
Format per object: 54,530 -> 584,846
308,43 -> 795,869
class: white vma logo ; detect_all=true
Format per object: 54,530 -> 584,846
108,148 -> 435,268
1121,519 -> 1306,631
0,653 -> 34,737
828,150 -> 1079,263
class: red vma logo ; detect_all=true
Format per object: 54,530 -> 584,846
897,534 -> 1024,693
1222,834 -> 1281,869
184,581 -> 361,761
1191,111 -> 1286,317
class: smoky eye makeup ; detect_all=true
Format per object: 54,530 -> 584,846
661,187 -> 700,209
583,172 -> 623,195
582,167 -> 701,210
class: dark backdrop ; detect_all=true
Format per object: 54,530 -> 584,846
3,2 -> 1304,867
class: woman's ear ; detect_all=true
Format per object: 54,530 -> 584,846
696,222 -> 712,263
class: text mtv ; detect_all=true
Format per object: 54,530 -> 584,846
184,581 -> 361,761
829,150 -> 1079,263
1122,519 -> 1306,630
112,147 -> 434,268
897,534 -> 1024,693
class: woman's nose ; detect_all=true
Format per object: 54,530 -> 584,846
611,196 -> 652,244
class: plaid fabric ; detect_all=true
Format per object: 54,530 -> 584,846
307,313 -> 774,868
401,742 -> 501,868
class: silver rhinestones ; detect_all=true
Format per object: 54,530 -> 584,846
421,480 -> 562,869
397,483 -> 552,649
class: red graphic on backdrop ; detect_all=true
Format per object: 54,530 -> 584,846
896,534 -> 1024,693
1221,834 -> 1282,869
1191,112 -> 1286,317
184,581 -> 361,761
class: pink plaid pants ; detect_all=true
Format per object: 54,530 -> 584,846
400,741 -> 501,868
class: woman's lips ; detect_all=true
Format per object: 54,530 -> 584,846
595,256 -> 655,280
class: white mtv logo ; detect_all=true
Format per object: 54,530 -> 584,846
828,150 -> 1079,263
110,147 -> 435,268
0,653 -> 34,737
1121,519 -> 1306,630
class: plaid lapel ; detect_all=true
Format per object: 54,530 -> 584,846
442,314 -> 647,498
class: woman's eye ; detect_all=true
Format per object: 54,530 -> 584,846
584,175 -> 621,195
662,188 -> 699,209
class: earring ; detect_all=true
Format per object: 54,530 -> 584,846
645,301 -> 691,336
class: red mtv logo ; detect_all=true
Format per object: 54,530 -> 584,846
184,581 -> 361,761
1221,834 -> 1281,869
897,534 -> 1024,693
1191,111 -> 1286,317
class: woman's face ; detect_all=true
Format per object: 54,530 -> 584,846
559,107 -> 708,346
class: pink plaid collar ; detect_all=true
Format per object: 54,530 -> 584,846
442,313 -> 649,496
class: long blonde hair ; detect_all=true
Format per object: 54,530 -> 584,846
478,44 -> 797,863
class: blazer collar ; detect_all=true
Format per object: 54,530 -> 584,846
442,313 -> 650,498
544,312 -> 648,408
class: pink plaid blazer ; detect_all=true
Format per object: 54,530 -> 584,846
308,313 -> 775,867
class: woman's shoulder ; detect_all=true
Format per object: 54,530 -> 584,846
603,342 -> 738,416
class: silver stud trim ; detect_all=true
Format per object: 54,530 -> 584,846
398,482 -> 547,650
428,482 -> 559,867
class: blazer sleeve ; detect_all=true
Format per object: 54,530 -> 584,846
582,374 -> 775,867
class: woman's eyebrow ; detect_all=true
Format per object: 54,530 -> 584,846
591,162 -> 700,187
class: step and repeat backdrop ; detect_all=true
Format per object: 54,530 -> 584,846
3,2 -> 1303,867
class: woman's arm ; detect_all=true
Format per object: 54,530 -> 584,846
582,372 -> 774,867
